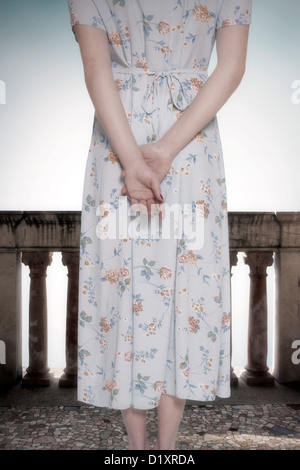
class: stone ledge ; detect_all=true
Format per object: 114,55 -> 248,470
0,211 -> 300,250
0,211 -> 81,250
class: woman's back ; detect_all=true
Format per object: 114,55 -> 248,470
67,0 -> 252,445
69,0 -> 251,71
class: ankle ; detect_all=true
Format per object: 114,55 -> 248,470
144,439 -> 150,450
128,441 -> 146,450
155,437 -> 176,451
128,438 -> 150,451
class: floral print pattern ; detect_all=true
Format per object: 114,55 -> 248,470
67,0 -> 252,410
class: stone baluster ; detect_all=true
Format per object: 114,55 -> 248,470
22,252 -> 53,386
0,250 -> 22,386
229,250 -> 239,386
241,251 -> 275,386
59,252 -> 79,387
274,213 -> 300,383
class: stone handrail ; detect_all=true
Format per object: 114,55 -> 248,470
0,211 -> 299,387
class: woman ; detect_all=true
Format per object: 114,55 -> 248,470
67,0 -> 251,451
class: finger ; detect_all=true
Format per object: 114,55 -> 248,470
139,200 -> 148,215
159,202 -> 165,220
121,185 -> 128,195
131,199 -> 143,215
151,178 -> 164,203
147,199 -> 156,216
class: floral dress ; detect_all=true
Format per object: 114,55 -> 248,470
67,0 -> 252,410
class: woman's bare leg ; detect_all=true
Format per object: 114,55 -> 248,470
121,408 -> 150,450
154,394 -> 186,450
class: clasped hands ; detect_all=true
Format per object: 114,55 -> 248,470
120,142 -> 172,217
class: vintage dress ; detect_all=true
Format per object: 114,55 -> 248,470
67,0 -> 252,410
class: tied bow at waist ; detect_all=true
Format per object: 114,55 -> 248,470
112,67 -> 208,114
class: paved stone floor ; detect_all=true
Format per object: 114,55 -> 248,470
0,403 -> 300,450
0,371 -> 299,451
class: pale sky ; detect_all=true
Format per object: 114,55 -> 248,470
0,0 -> 299,368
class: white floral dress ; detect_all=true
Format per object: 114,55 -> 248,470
67,0 -> 252,410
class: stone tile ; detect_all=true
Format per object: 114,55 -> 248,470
0,403 -> 299,450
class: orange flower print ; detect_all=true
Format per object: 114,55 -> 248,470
221,200 -> 227,214
135,57 -> 148,71
160,288 -> 172,298
100,317 -> 110,333
107,149 -> 120,165
121,333 -> 133,343
99,338 -> 108,349
157,21 -> 170,35
82,392 -> 87,402
124,351 -> 132,362
188,316 -> 200,334
159,266 -> 172,280
153,380 -> 164,391
222,313 -> 231,327
193,131 -> 205,143
160,45 -> 172,56
178,254 -> 188,264
104,268 -> 119,284
104,379 -> 118,393
195,200 -> 209,218
190,77 -> 203,92
97,200 -> 110,218
146,322 -> 157,336
188,250 -> 198,265
191,297 -> 203,312
192,4 -> 212,23
115,79 -> 124,91
133,301 -> 143,313
200,180 -> 211,195
108,30 -> 122,46
119,267 -> 130,277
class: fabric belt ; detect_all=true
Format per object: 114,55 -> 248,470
112,66 -> 208,113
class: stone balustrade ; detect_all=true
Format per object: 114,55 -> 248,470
0,211 -> 299,388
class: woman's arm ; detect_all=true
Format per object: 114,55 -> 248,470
74,24 -> 163,211
141,25 -> 250,172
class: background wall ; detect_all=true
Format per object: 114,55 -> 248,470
0,0 -> 299,369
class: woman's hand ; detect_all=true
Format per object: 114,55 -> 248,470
121,160 -> 164,216
121,141 -> 173,205
140,141 -> 173,183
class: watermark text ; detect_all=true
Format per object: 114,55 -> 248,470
291,339 -> 300,365
96,196 -> 206,250
291,80 -> 300,104
0,340 -> 6,364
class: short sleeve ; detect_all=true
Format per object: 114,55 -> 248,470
216,0 -> 252,30
67,0 -> 106,41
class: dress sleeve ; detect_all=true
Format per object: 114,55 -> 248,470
67,0 -> 106,41
216,0 -> 252,30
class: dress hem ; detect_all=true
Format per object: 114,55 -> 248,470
77,389 -> 231,411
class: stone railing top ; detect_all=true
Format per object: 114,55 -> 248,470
0,211 -> 81,251
228,212 -> 279,250
0,211 -> 300,251
276,212 -> 300,248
